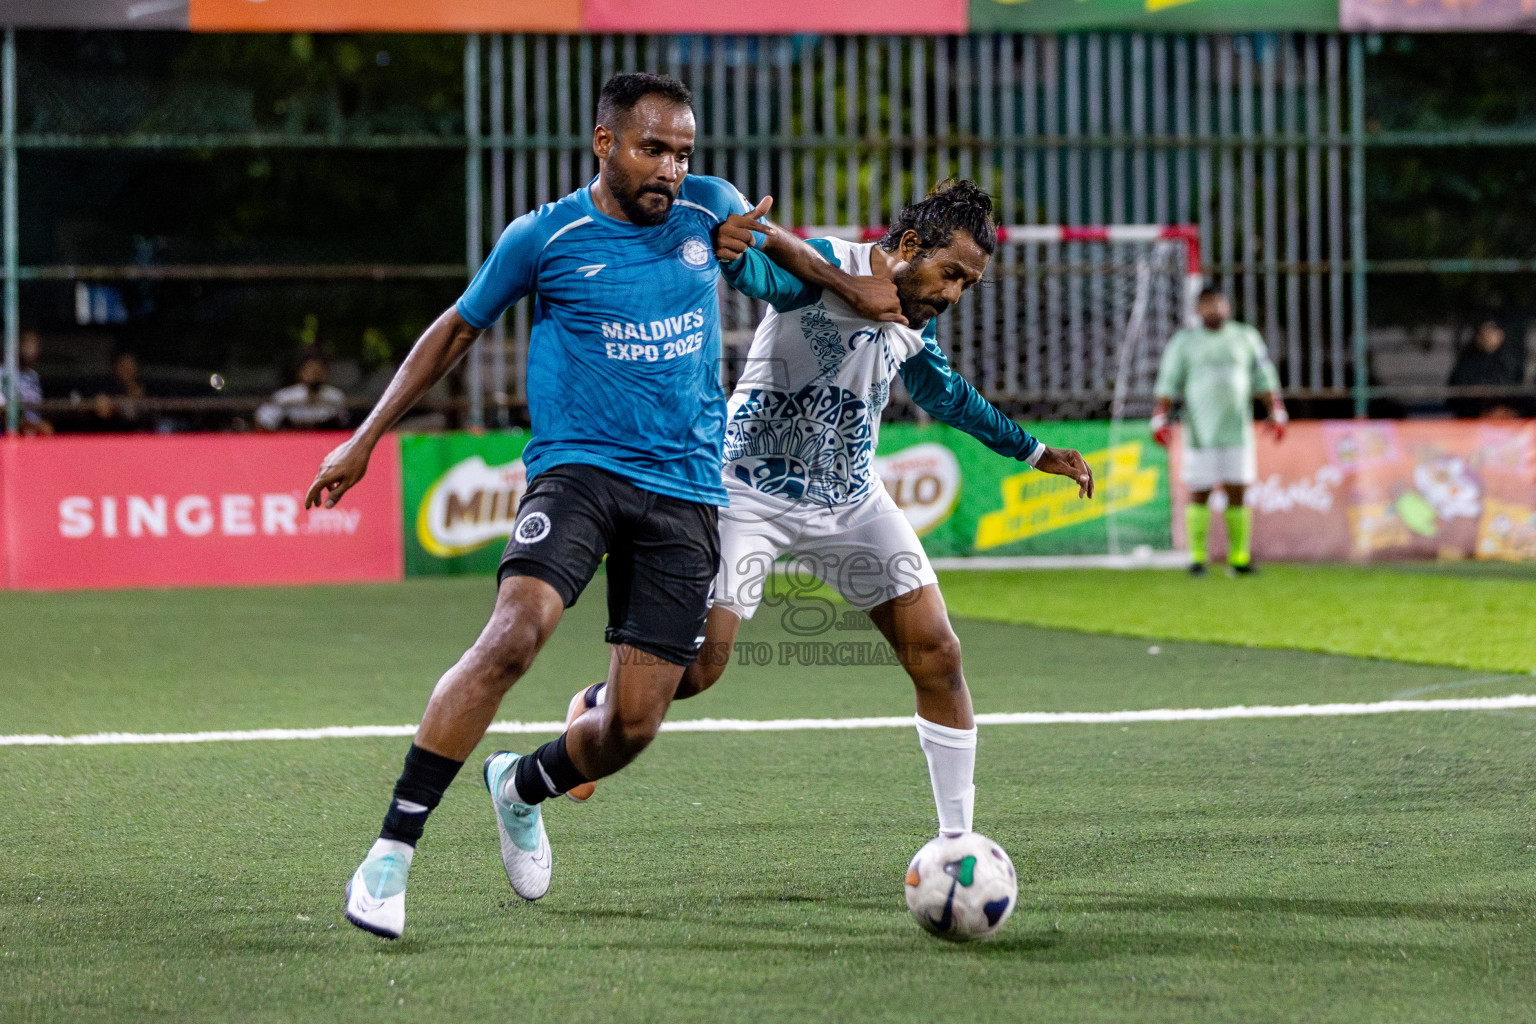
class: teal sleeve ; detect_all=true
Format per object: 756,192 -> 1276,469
719,248 -> 822,312
804,237 -> 841,267
899,336 -> 1042,463
719,236 -> 843,313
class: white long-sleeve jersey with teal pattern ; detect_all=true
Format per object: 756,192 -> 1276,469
718,237 -> 1042,507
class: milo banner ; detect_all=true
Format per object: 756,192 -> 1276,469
873,420 -> 1171,558
1172,421 -> 1536,563
402,431 -> 531,577
400,421 -> 1171,576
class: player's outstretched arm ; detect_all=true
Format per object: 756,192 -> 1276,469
1033,447 -> 1095,499
714,195 -> 907,325
305,307 -> 483,509
715,199 -> 821,312
761,222 -> 907,325
899,342 -> 1092,498
900,341 -> 1041,458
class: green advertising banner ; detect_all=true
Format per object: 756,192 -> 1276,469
874,420 -> 1171,558
400,421 -> 1171,577
401,431 -> 531,577
970,0 -> 1339,32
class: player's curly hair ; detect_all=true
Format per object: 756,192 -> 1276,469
596,73 -> 693,133
879,179 -> 998,257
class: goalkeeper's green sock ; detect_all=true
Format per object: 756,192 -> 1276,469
1186,503 -> 1210,564
1226,505 -> 1253,568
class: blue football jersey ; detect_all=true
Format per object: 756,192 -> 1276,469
457,175 -> 750,506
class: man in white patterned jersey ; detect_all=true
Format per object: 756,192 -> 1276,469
563,180 -> 1095,841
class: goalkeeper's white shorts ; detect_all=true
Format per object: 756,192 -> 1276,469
1181,443 -> 1257,491
711,473 -> 938,621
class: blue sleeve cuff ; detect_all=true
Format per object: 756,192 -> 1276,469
455,298 -> 494,331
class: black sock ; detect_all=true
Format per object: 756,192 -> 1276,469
510,733 -> 592,805
379,744 -> 464,846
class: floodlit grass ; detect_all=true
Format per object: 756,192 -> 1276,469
938,563 -> 1536,675
4,571 -> 1536,1022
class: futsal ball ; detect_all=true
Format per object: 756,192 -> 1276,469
903,832 -> 1018,941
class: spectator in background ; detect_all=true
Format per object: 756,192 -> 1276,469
1448,319 -> 1529,419
92,349 -> 151,432
255,346 -> 349,431
0,330 -> 54,435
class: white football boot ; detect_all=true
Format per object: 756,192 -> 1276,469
482,751 -> 553,900
343,838 -> 413,939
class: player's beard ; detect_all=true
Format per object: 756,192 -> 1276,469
893,263 -> 949,329
610,171 -> 677,227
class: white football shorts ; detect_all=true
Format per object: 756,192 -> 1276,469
712,474 -> 939,620
1181,443 -> 1257,491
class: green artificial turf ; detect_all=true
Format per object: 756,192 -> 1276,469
4,571 -> 1536,1022
937,563 -> 1536,675
2,575 -> 1521,738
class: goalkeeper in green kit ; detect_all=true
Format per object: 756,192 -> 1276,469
1151,286 -> 1287,576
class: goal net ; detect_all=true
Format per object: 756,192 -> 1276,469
768,224 -> 1201,417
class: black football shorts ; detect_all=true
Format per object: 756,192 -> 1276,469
497,463 -> 720,666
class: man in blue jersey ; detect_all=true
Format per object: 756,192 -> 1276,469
306,73 -> 904,940
563,181 -> 1095,848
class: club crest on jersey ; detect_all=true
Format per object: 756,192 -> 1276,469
678,236 -> 711,270
514,511 -> 551,544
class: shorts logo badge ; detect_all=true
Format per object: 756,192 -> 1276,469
514,511 -> 552,544
678,236 -> 711,270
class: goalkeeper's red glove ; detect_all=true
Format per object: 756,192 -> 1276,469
1150,412 -> 1172,448
1268,406 -> 1288,442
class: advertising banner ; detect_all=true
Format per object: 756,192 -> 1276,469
970,0 -> 1339,33
584,0 -> 967,34
1341,0 -> 1536,31
1171,421 -> 1536,563
188,0 -> 581,32
0,433 -> 403,591
399,422 -> 1170,578
401,431 -> 531,577
875,420 -> 1171,558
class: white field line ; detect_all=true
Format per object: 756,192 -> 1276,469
4,694 -> 1536,748
928,551 -> 1189,571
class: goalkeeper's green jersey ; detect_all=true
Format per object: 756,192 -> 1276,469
1153,320 -> 1280,450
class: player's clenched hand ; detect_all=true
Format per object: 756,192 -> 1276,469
714,196 -> 772,263
305,436 -> 373,509
838,276 -> 908,326
1034,446 -> 1095,499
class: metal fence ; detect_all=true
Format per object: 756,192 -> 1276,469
0,30 -> 1420,428
474,33 -> 1366,422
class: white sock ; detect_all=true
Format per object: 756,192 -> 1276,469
914,715 -> 977,836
